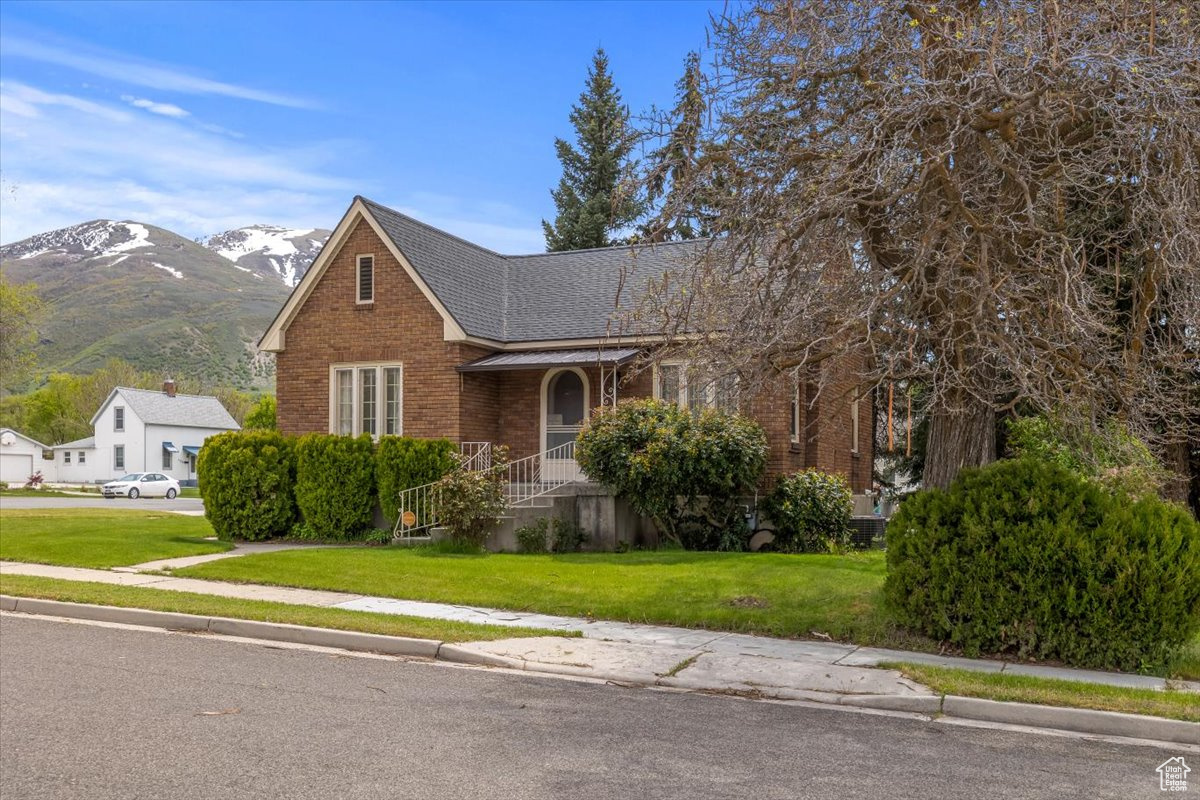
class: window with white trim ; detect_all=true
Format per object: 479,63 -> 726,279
64,451 -> 71,464
163,449 -> 173,470
114,406 -> 124,432
653,362 -> 738,412
851,396 -> 861,454
79,451 -> 86,465
356,255 -> 374,304
114,445 -> 125,471
790,372 -> 802,444
332,364 -> 401,438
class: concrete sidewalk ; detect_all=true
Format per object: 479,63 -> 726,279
3,559 -> 1193,694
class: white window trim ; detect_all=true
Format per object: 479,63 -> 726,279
652,360 -> 737,411
328,362 -> 403,439
114,406 -> 125,432
78,451 -> 86,464
790,371 -> 802,445
851,396 -> 861,454
356,253 -> 375,305
64,451 -> 71,464
114,445 -> 125,470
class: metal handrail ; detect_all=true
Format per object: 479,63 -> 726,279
459,441 -> 492,471
392,440 -> 583,539
503,440 -> 578,507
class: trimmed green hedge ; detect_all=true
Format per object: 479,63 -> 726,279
294,434 -> 376,540
375,436 -> 457,526
198,430 -> 296,541
885,459 -> 1200,671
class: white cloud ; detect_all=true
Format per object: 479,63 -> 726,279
121,95 -> 189,118
1,36 -> 315,109
0,81 -> 543,253
0,82 -> 130,122
0,82 -> 350,243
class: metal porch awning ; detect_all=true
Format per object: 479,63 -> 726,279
162,442 -> 180,453
456,348 -> 642,372
181,445 -> 201,456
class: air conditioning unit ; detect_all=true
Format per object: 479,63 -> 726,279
849,517 -> 886,549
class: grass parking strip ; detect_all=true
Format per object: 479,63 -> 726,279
0,575 -> 576,644
883,662 -> 1200,723
0,509 -> 230,569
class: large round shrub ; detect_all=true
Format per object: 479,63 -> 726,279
198,430 -> 296,541
762,470 -> 852,552
294,433 -> 376,539
576,398 -> 767,549
885,458 -> 1200,671
375,436 -> 456,526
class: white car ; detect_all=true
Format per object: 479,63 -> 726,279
102,472 -> 181,499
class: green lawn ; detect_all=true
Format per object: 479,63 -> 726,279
175,547 -> 921,646
885,662 -> 1200,723
0,574 -> 569,643
0,509 -> 230,568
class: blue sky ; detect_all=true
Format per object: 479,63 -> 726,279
0,0 -> 720,251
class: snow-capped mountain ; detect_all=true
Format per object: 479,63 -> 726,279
1,220 -> 290,389
5,220 -> 159,263
202,224 -> 331,287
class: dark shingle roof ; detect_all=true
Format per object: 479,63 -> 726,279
359,197 -> 699,343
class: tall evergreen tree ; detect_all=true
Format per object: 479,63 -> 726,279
641,51 -> 712,242
542,48 -> 641,252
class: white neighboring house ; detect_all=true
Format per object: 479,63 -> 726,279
52,382 -> 240,485
0,428 -> 56,485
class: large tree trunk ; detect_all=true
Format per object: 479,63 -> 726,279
922,398 -> 997,490
1161,439 -> 1192,506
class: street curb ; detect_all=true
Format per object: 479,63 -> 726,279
942,695 -> 1200,746
5,597 -> 1197,746
1,596 -> 441,659
431,643 -> 1199,745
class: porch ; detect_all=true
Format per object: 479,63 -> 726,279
456,347 -> 647,470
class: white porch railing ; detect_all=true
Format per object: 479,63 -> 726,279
459,441 -> 492,471
505,440 -> 579,507
392,440 -> 583,539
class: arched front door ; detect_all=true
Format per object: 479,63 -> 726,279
542,368 -> 589,480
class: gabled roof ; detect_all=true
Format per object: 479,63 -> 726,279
90,387 -> 240,430
261,196 -> 703,351
0,427 -> 51,450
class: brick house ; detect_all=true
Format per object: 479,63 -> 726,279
260,197 -> 872,493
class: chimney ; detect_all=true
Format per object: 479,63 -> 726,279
163,379 -> 176,398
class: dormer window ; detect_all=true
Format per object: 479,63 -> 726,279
356,255 -> 374,304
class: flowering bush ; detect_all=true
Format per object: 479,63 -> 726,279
435,446 -> 509,549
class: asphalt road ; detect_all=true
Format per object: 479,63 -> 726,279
0,495 -> 205,512
0,615 -> 1185,800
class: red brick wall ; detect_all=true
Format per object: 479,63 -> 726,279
276,219 -> 492,441
274,218 -> 872,491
